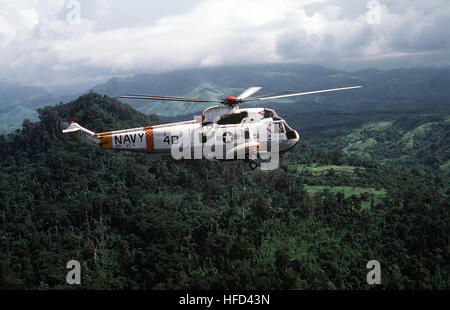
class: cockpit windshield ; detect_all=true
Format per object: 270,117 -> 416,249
283,121 -> 297,139
283,121 -> 294,132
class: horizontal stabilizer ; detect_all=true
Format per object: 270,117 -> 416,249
62,122 -> 82,133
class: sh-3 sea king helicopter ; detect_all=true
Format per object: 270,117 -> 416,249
59,85 -> 362,169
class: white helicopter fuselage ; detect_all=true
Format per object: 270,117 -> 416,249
59,106 -> 300,164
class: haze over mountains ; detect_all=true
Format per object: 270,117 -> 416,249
0,81 -> 58,133
1,64 -> 449,134
93,64 -> 450,117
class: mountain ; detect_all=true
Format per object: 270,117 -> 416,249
92,64 -> 450,117
0,81 -> 58,134
1,64 -> 449,134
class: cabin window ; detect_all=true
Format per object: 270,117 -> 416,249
217,112 -> 248,125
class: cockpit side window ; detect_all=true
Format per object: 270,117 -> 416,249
264,109 -> 282,121
264,109 -> 273,119
217,112 -> 248,125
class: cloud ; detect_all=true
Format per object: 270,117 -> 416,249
275,1 -> 450,65
0,0 -> 449,91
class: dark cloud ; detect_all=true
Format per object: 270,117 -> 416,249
387,9 -> 450,52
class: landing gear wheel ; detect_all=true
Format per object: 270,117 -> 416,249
249,161 -> 258,170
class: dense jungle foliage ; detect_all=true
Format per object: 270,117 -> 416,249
0,93 -> 448,289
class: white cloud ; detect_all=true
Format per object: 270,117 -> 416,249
19,9 -> 40,29
0,0 -> 448,90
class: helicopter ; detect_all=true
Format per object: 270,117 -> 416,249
59,85 -> 362,170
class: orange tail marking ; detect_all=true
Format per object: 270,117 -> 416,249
99,132 -> 112,149
145,126 -> 155,153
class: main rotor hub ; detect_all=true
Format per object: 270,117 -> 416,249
222,96 -> 241,107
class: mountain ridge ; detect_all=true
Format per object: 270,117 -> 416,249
1,64 -> 449,133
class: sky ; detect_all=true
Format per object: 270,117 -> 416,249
0,0 -> 449,93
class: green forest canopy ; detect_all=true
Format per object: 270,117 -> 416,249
0,93 -> 448,289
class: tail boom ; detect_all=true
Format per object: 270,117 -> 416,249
59,121 -> 156,152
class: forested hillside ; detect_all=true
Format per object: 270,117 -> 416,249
285,112 -> 450,173
0,93 -> 448,290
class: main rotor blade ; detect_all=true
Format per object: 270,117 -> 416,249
118,95 -> 220,103
236,87 -> 262,100
244,85 -> 363,102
